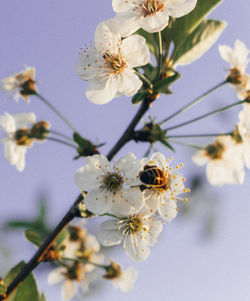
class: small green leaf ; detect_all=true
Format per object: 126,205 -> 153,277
4,261 -> 39,301
73,132 -> 86,147
172,20 -> 226,66
171,0 -> 224,46
132,91 -> 145,105
55,229 -> 68,247
154,72 -> 180,94
142,63 -> 158,82
160,140 -> 175,152
24,230 -> 43,248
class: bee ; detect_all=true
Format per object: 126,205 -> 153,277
139,165 -> 170,190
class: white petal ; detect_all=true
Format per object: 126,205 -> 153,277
124,234 -> 150,262
48,267 -> 66,285
14,113 -> 36,129
4,141 -> 19,165
84,189 -> 113,215
97,220 -> 123,246
121,35 -> 150,68
116,68 -> 142,96
114,10 -> 141,37
114,152 -> 141,185
139,11 -> 169,33
62,280 -> 78,301
76,48 -> 102,80
15,147 -> 27,172
75,155 -> 110,191
145,219 -> 163,246
86,77 -> 118,104
166,0 -> 197,18
118,267 -> 138,292
159,198 -> 178,222
95,19 -> 121,53
0,113 -> 16,133
111,188 -> 144,216
112,0 -> 133,13
144,190 -> 161,211
192,150 -> 209,166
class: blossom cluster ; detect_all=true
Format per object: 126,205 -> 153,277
76,0 -> 197,104
75,152 -> 189,262
48,223 -> 137,301
193,40 -> 250,186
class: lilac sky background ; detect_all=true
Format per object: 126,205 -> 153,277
0,0 -> 250,300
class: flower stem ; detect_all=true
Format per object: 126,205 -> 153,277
167,138 -> 204,150
62,257 -> 108,270
160,80 -> 227,124
32,135 -> 78,149
35,93 -> 78,133
1,195 -> 83,301
157,31 -> 163,80
49,129 -> 74,142
134,71 -> 153,89
167,132 -> 233,138
164,100 -> 244,132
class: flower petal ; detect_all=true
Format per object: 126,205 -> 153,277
124,233 -> 150,262
121,35 -> 150,68
116,68 -> 142,96
97,220 -> 123,246
86,77 -> 118,105
166,0 -> 197,18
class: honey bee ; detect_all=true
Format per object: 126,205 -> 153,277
139,165 -> 170,190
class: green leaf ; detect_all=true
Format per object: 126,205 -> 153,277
24,230 -> 43,248
73,132 -> 86,147
0,284 -> 6,295
55,229 -> 68,247
142,63 -> 158,82
160,140 -> 175,152
132,91 -> 145,105
136,29 -> 156,56
172,20 -> 226,66
5,261 -> 39,301
154,72 -> 180,94
171,0 -> 224,46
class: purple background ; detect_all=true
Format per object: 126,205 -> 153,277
0,1 -> 250,300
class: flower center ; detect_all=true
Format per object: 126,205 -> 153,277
118,215 -> 143,234
232,126 -> 243,144
65,263 -> 83,281
103,52 -> 126,75
141,0 -> 164,17
15,128 -> 33,146
102,172 -> 123,192
206,141 -> 225,159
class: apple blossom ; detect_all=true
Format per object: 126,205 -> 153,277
76,19 -> 150,104
112,0 -> 197,36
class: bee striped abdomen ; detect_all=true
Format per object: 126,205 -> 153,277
139,167 -> 165,187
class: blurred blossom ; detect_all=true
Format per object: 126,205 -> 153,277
0,112 -> 36,171
193,136 -> 245,186
0,67 -> 37,102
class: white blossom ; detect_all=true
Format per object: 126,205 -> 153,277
193,136 -> 245,186
76,19 -> 150,104
139,152 -> 188,222
219,40 -> 250,99
0,112 -> 36,171
97,207 -> 163,262
104,260 -> 138,293
48,264 -> 90,301
75,153 -> 144,215
0,67 -> 37,102
112,0 -> 197,36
